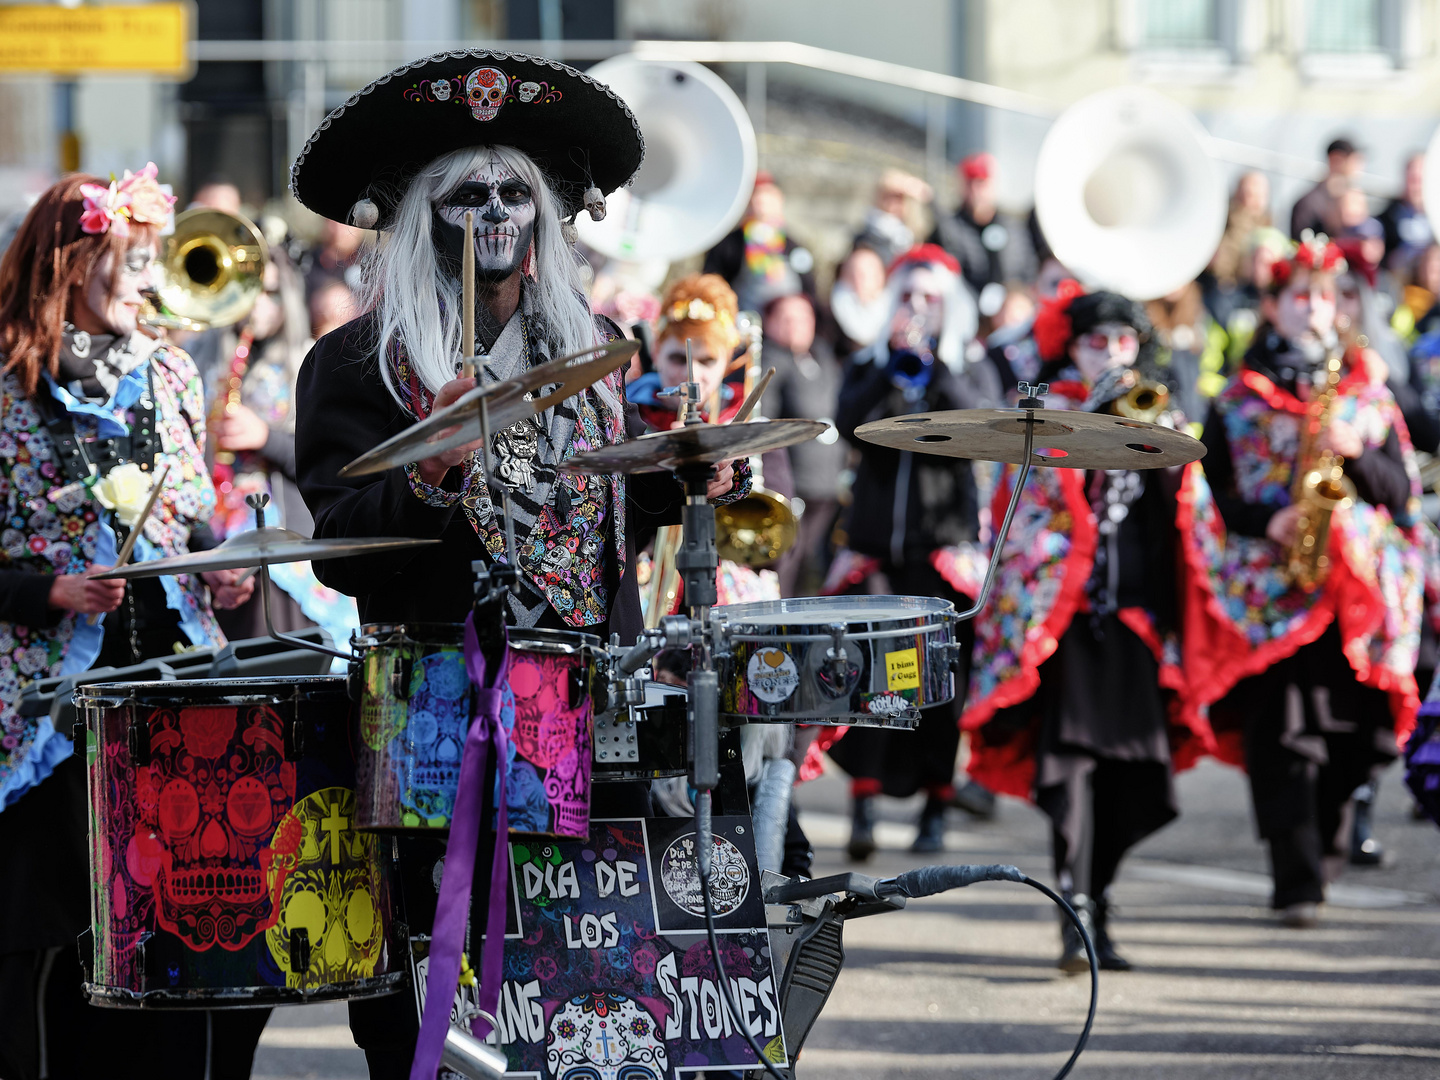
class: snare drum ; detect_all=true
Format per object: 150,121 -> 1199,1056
716,595 -> 958,727
352,624 -> 597,838
78,677 -> 403,1007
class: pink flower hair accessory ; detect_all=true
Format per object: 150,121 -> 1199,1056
78,162 -> 175,238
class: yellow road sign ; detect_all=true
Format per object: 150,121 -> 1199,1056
0,4 -> 193,77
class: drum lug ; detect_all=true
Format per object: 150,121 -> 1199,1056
127,715 -> 150,766
819,623 -> 860,699
345,660 -> 364,703
566,667 -> 586,709
285,717 -> 307,760
290,927 -> 311,975
930,640 -> 966,673
391,655 -> 414,701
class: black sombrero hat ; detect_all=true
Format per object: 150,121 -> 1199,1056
290,49 -> 644,228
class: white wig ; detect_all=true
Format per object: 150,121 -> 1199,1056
358,144 -> 619,423
879,257 -> 979,372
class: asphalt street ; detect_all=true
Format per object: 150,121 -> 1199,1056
251,758 -> 1440,1079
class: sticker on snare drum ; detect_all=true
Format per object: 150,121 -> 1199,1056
746,648 -> 799,704
886,647 -> 920,691
866,691 -> 912,718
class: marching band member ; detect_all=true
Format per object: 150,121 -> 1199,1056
962,283 -> 1204,972
1180,236 -> 1426,928
289,51 -> 746,1078
0,169 -> 253,1079
829,244 -> 992,858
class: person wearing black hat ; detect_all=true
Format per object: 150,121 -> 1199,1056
1290,137 -> 1365,241
289,51 -> 747,1078
962,283 -> 1201,974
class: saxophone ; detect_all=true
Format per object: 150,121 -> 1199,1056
1287,351 -> 1356,591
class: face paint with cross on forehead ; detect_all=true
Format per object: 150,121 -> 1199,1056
432,161 -> 536,283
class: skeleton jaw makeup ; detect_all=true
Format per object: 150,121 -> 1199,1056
433,161 -> 536,283
1070,320 -> 1140,384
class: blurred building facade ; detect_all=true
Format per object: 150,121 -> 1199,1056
0,0 -> 1433,239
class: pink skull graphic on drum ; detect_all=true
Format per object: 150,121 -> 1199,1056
132,705 -> 299,951
466,67 -> 508,121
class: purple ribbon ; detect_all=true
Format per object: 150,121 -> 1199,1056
410,611 -> 511,1080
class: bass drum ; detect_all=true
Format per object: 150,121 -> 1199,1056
351,624 -> 598,837
715,595 -> 958,727
78,677 -> 403,1007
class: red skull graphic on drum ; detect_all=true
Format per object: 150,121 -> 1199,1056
465,66 -> 508,121
133,705 -> 299,951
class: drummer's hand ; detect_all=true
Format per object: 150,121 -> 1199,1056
203,568 -> 256,610
1266,503 -> 1303,547
416,376 -> 482,488
706,460 -> 737,501
216,405 -> 270,453
51,569 -> 125,614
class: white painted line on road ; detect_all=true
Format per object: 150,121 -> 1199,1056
1127,860 -> 1429,909
1326,1044 -> 1440,1059
797,1047 -> 1440,1070
258,1024 -> 357,1049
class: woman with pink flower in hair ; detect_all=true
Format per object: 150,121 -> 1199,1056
0,168 -> 256,1080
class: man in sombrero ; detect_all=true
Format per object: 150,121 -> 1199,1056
291,51 -> 749,1078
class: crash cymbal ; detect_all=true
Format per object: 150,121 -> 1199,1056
561,418 -> 829,475
340,339 -> 638,478
91,527 -> 441,580
854,407 -> 1205,470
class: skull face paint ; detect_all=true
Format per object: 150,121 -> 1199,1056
433,161 -> 536,284
139,704 -> 297,951
1069,320 -> 1140,384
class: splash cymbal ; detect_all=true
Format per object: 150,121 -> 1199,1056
340,338 -> 638,478
561,418 -> 829,475
91,528 -> 441,580
854,407 -> 1205,470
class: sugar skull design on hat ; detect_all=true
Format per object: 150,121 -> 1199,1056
545,990 -> 668,1080
466,66 -> 509,121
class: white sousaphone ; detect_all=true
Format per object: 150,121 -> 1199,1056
1034,86 -> 1227,301
576,54 -> 758,266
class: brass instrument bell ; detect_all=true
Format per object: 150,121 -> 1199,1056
148,208 -> 269,331
1107,369 -> 1171,424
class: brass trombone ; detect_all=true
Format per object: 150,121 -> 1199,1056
142,208 -> 268,331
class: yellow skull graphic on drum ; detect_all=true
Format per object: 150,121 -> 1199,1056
265,787 -> 384,988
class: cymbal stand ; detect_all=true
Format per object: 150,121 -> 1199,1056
246,493 -> 354,662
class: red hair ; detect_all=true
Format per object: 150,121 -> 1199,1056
0,174 -> 160,397
1033,278 -> 1086,361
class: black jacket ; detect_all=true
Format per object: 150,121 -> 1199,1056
929,206 -> 1037,294
836,347 -> 998,565
295,315 -> 684,646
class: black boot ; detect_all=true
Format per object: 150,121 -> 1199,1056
847,795 -> 877,862
1350,782 -> 1384,867
910,796 -> 947,853
1092,896 -> 1132,971
949,778 -> 998,820
1058,892 -> 1095,974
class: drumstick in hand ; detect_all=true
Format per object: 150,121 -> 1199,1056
85,464 -> 168,623
729,367 -> 775,425
461,210 -> 476,379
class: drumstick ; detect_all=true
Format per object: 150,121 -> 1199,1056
461,210 -> 476,379
85,463 -> 168,623
729,367 -> 775,425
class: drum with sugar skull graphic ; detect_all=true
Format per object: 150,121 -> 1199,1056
351,623 -> 598,838
77,677 -> 404,1006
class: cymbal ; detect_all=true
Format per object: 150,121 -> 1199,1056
854,407 -> 1205,470
91,527 -> 441,581
561,418 -> 829,475
340,339 -> 638,478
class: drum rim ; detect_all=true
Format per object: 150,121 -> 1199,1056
354,621 -> 601,651
716,594 -> 954,623
717,594 -> 956,642
75,675 -> 346,702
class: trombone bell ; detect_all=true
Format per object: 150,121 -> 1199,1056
714,489 -> 798,568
